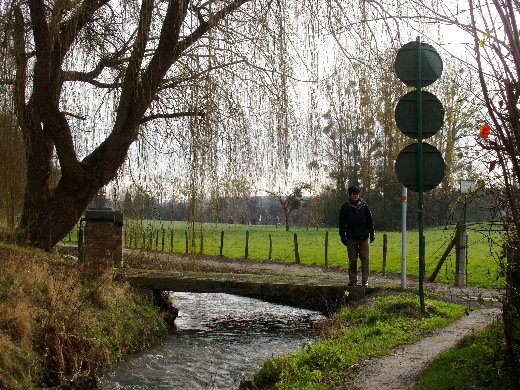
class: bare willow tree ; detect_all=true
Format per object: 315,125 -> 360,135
0,0 -> 506,250
0,109 -> 26,230
0,0 -> 279,250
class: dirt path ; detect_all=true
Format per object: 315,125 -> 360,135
349,307 -> 501,390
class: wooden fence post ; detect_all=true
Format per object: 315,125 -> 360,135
382,233 -> 388,274
185,230 -> 189,254
324,231 -> 329,268
200,230 -> 204,254
161,228 -> 165,252
268,234 -> 273,260
455,224 -> 467,287
220,231 -> 225,256
170,229 -> 174,252
428,233 -> 457,282
294,233 -> 300,263
245,230 -> 249,259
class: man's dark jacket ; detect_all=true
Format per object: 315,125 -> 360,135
339,198 -> 374,241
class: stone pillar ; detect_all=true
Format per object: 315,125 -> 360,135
83,208 -> 116,274
113,211 -> 124,267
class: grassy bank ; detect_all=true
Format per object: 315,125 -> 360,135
0,244 -> 168,389
90,221 -> 504,288
243,290 -> 468,389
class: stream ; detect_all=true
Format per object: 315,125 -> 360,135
101,292 -> 327,390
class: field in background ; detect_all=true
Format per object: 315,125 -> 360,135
65,221 -> 505,288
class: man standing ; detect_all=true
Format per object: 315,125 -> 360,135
339,186 -> 375,287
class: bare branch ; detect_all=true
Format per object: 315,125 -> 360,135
61,110 -> 85,121
140,111 -> 206,124
178,0 -> 252,63
29,0 -> 80,173
159,59 -> 245,90
57,0 -> 110,59
63,56 -> 126,81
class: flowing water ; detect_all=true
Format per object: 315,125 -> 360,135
101,292 -> 326,390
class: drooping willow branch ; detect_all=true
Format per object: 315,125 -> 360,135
140,111 -> 206,124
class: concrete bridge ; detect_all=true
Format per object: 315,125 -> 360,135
117,269 -> 374,315
57,242 -> 375,315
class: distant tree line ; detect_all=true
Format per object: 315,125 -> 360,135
116,185 -> 493,232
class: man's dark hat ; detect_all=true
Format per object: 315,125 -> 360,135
348,185 -> 361,194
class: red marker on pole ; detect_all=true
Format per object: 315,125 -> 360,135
480,123 -> 491,139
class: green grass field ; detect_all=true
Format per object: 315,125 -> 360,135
66,221 -> 506,288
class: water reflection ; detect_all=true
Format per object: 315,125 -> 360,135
102,292 -> 326,390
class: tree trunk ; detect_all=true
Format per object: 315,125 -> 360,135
21,171 -> 102,251
9,0 -> 252,251
19,140 -> 53,222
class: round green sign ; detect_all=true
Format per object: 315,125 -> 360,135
395,143 -> 445,192
395,91 -> 444,139
394,41 -> 443,87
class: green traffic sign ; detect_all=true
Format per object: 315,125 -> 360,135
395,143 -> 445,192
394,41 -> 443,87
395,91 -> 444,139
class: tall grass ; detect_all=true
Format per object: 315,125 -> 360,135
0,244 -> 167,389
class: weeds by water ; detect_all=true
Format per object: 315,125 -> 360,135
0,244 -> 168,389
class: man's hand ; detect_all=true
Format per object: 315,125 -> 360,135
370,233 -> 375,243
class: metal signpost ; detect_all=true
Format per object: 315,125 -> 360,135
394,37 -> 445,312
401,186 -> 407,289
